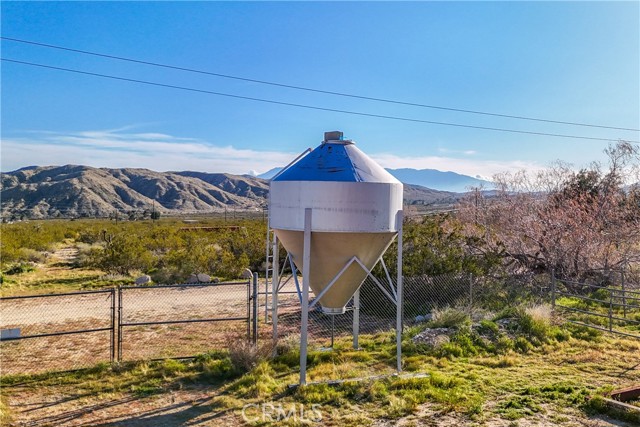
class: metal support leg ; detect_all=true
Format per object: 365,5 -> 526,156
253,273 -> 258,344
272,236 -> 279,341
396,209 -> 403,373
300,208 -> 312,385
353,288 -> 360,350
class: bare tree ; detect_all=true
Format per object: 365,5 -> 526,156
458,141 -> 640,281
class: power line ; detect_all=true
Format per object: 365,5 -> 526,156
2,57 -> 637,144
3,36 -> 638,133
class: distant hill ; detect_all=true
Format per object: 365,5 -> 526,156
1,165 -> 462,219
1,165 -> 269,219
259,167 -> 491,193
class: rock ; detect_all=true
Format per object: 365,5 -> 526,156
424,313 -> 434,321
241,268 -> 253,279
415,315 -> 426,323
196,273 -> 211,283
135,275 -> 151,285
187,274 -> 198,283
411,327 -> 453,348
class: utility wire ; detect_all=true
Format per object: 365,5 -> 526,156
2,57 -> 637,144
3,36 -> 638,133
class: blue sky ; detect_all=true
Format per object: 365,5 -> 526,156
2,1 -> 638,178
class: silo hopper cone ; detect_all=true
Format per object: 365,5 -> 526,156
275,229 -> 397,314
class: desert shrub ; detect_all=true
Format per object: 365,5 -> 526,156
494,335 -> 515,354
89,232 -> 154,275
518,304 -> 552,342
514,337 -> 534,353
428,307 -> 471,329
477,319 -> 499,336
194,351 -> 237,382
227,337 -> 275,373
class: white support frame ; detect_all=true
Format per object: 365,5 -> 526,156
268,207 -> 404,385
300,208 -> 312,385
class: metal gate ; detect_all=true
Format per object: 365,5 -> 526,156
0,289 -> 116,375
0,277 -> 259,374
117,280 -> 255,361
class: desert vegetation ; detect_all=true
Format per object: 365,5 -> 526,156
2,308 -> 639,425
0,218 -> 267,292
1,142 -> 639,425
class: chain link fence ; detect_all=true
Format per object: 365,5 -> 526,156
3,269 -> 637,376
263,268 -> 639,355
0,290 -> 115,375
118,281 -> 251,361
263,272 -> 553,348
0,280 -> 253,375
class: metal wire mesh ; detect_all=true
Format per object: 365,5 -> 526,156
118,282 -> 251,361
0,290 -> 114,375
266,272 -> 559,347
0,281 -> 252,375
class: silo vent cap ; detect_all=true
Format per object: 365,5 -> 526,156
323,130 -> 354,145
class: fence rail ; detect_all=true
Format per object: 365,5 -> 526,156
2,270 -> 638,376
552,272 -> 640,340
1,279 -> 257,375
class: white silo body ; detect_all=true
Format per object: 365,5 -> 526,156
270,131 -> 403,314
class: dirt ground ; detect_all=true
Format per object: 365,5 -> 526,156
4,383 -> 636,427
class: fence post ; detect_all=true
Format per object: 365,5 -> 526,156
609,288 -> 613,332
622,270 -> 627,319
265,271 -> 269,323
247,277 -> 251,340
117,286 -> 123,362
252,272 -> 258,345
110,288 -> 116,363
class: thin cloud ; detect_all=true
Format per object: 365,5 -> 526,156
2,128 -> 541,179
437,148 -> 477,156
1,129 -> 295,175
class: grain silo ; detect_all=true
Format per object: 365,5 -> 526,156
269,131 -> 403,314
268,131 -> 404,385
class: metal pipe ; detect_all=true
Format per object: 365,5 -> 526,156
352,288 -> 360,350
300,208 -> 312,385
290,255 -> 303,304
110,288 -> 116,363
396,209 -> 403,373
120,317 -> 250,327
353,258 -> 396,304
381,259 -> 397,300
247,277 -> 251,340
272,235 -> 279,341
253,272 -> 259,344
0,327 -> 114,341
117,287 -> 123,362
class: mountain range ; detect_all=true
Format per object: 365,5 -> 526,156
258,167 -> 491,192
1,165 -> 465,219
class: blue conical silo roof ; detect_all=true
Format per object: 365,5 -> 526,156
273,140 -> 399,183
